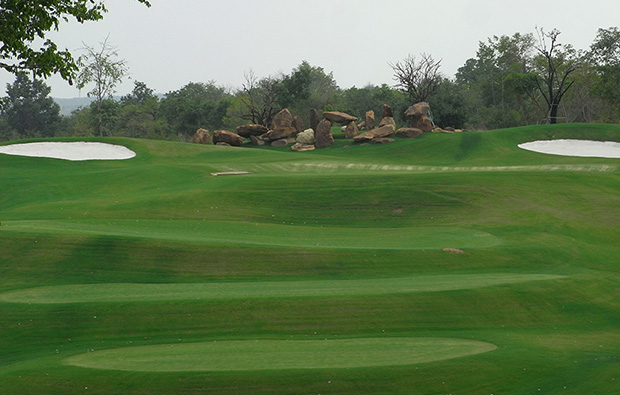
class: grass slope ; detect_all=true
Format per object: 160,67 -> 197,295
1,123 -> 619,394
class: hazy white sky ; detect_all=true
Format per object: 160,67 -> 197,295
2,0 -> 619,98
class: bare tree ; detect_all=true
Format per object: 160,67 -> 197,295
76,36 -> 128,136
390,53 -> 443,103
533,28 -> 576,124
239,70 -> 282,127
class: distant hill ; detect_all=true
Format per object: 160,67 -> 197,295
54,94 -> 164,116
53,97 -> 96,116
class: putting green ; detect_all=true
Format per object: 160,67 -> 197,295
1,219 -> 502,250
63,337 -> 497,372
0,274 -> 565,304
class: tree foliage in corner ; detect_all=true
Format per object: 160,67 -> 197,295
0,0 -> 150,82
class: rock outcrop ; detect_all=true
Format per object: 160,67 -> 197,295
405,102 -> 434,132
395,127 -> 424,138
191,128 -> 212,144
213,130 -> 244,146
352,125 -> 395,143
296,128 -> 315,145
236,124 -> 268,138
315,119 -> 334,148
291,143 -> 315,152
323,111 -> 357,124
344,121 -> 359,139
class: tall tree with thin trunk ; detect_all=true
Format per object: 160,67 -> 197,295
533,28 -> 577,124
76,36 -> 128,136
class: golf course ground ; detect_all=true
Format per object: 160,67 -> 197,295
1,123 -> 619,394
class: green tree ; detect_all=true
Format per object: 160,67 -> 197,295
456,33 -> 539,129
587,27 -> 620,122
117,81 -> 169,139
76,36 -> 128,136
159,82 -> 231,138
0,0 -> 150,82
1,72 -> 61,137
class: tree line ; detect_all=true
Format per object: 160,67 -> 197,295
1,26 -> 619,142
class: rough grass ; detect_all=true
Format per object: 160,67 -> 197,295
1,123 -> 620,394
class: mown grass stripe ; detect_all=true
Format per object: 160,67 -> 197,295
63,337 -> 497,372
0,274 -> 565,304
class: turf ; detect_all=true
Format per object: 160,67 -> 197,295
1,123 -> 620,394
0,274 -> 564,303
63,337 -> 497,372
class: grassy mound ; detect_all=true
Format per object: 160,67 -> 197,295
1,123 -> 619,394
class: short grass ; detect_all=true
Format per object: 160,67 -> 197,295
1,123 -> 619,394
63,337 -> 497,372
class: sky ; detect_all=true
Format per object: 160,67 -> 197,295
2,0 -> 619,98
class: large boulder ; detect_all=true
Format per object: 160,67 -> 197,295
213,130 -> 243,146
236,124 -> 268,138
292,115 -> 304,133
395,127 -> 423,138
344,121 -> 359,139
323,111 -> 357,124
404,102 -> 431,117
382,104 -> 394,118
192,128 -> 212,144
365,110 -> 376,130
405,102 -> 434,132
309,108 -> 320,131
272,108 -> 294,129
249,135 -> 265,146
296,128 -> 315,145
353,125 -> 395,143
262,127 -> 296,141
315,119 -> 334,148
379,116 -> 396,128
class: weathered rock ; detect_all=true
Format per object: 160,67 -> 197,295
382,104 -> 393,118
404,102 -> 431,117
291,143 -> 315,152
250,135 -> 265,146
262,127 -> 296,141
369,137 -> 395,144
272,108 -> 293,129
352,125 -> 395,143
344,121 -> 359,139
315,119 -> 334,148
379,116 -> 396,128
236,124 -> 268,138
323,111 -> 357,124
213,130 -> 243,146
292,115 -> 304,133
296,128 -> 315,145
309,108 -> 320,131
395,127 -> 423,138
411,115 -> 433,132
405,102 -> 434,132
271,139 -> 291,147
215,142 -> 231,146
357,120 -> 366,130
192,128 -> 212,144
365,110 -> 376,130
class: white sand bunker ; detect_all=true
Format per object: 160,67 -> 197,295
519,139 -> 620,158
0,142 -> 136,161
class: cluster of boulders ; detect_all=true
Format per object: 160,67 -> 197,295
191,102 -> 463,150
